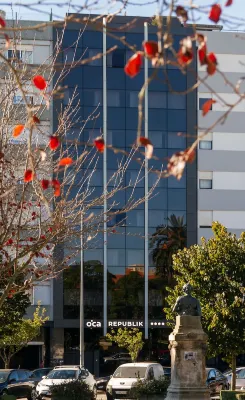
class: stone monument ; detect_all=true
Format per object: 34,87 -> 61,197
165,283 -> 209,400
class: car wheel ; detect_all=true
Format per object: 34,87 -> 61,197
92,385 -> 97,399
30,388 -> 37,400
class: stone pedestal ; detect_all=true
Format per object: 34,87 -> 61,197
166,315 -> 209,400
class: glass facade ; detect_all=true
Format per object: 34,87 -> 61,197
54,17 -> 196,342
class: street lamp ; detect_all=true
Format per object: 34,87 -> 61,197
80,211 -> 84,367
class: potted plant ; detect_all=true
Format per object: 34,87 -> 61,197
49,379 -> 94,400
130,377 -> 169,399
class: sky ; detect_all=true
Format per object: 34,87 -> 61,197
0,0 -> 244,30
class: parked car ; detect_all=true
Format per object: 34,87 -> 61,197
224,366 -> 245,389
206,368 -> 229,396
30,368 -> 53,381
0,369 -> 33,399
104,353 -> 131,364
96,375 -> 110,391
106,362 -> 164,399
162,366 -> 171,379
35,365 -> 97,399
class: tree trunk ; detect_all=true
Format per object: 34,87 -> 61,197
4,360 -> 9,369
231,354 -> 236,390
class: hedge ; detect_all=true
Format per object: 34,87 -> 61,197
220,391 -> 245,400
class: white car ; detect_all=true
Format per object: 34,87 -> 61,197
35,365 -> 97,399
225,367 -> 245,389
106,362 -> 164,399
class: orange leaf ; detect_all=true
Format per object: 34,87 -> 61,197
58,157 -> 73,166
202,99 -> 216,116
13,124 -> 24,137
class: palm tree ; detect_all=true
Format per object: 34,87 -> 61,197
149,214 -> 187,309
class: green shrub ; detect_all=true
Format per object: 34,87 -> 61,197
130,377 -> 169,399
220,391 -> 245,400
49,379 -> 93,400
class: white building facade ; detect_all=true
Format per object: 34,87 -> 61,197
198,28 -> 245,241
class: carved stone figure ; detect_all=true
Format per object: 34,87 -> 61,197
172,283 -> 201,317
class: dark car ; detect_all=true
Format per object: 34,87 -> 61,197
96,376 -> 110,391
162,366 -> 171,379
0,369 -> 33,399
206,368 -> 229,396
103,353 -> 131,364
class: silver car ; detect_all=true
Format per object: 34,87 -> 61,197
224,367 -> 245,389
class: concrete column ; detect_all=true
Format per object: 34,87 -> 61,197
166,316 -> 209,400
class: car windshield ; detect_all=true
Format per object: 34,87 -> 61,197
46,370 -> 77,380
32,369 -> 51,378
237,369 -> 245,379
0,372 -> 9,383
113,366 -> 147,379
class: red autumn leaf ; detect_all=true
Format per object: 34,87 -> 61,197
206,52 -> 218,75
167,152 -> 186,180
143,41 -> 158,58
6,238 -> 13,245
4,34 -> 10,49
175,6 -> 188,22
24,169 -> 34,182
207,52 -> 217,64
33,75 -> 47,90
0,17 -> 6,28
94,137 -> 105,153
124,53 -> 142,78
41,179 -> 50,190
197,36 -> 207,66
198,47 -> 207,65
13,124 -> 24,137
32,115 -> 40,124
139,137 -> 151,146
225,0 -> 232,5
49,136 -> 60,150
177,37 -> 193,66
58,157 -> 73,166
178,50 -> 193,66
209,4 -> 222,23
202,99 -> 216,116
139,137 -> 154,159
207,63 -> 216,75
51,179 -> 61,197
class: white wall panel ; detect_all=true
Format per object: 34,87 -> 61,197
199,54 -> 245,73
198,211 -> 213,226
213,132 -> 245,151
213,172 -> 245,190
198,171 -> 213,179
32,283 -> 51,306
213,211 -> 245,229
33,45 -> 51,64
198,92 -> 245,112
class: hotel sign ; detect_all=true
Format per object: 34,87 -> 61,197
85,320 -> 167,328
108,320 -> 144,328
